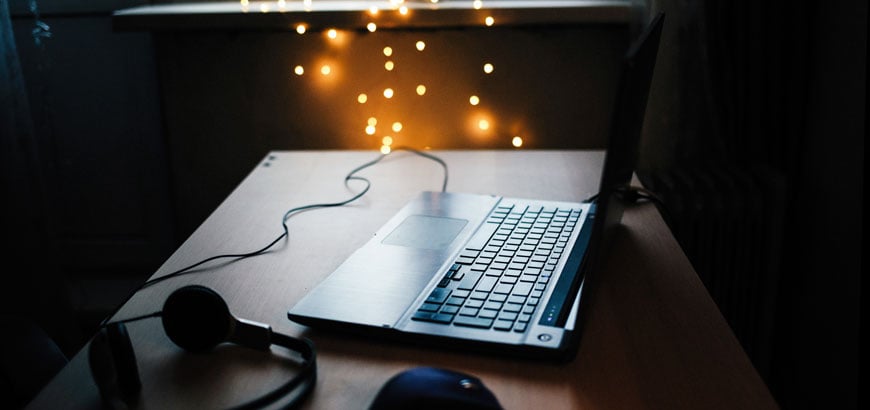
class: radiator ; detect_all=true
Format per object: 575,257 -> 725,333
643,163 -> 786,380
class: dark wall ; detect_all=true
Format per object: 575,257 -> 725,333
7,0 -> 175,354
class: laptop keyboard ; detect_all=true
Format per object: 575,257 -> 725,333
411,201 -> 582,333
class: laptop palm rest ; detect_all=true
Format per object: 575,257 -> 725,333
290,192 -> 499,329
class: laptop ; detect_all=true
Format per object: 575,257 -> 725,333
289,13 -> 664,361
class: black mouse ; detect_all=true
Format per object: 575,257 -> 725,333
369,366 -> 502,410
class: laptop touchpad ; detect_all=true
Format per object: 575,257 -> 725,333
382,215 -> 468,250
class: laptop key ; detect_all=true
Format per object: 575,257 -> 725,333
493,283 -> 513,294
493,320 -> 514,331
475,276 -> 497,292
512,282 -> 532,296
432,313 -> 455,324
457,270 -> 483,290
453,316 -> 494,329
459,307 -> 480,316
426,288 -> 451,304
446,296 -> 466,306
419,303 -> 441,312
441,305 -> 460,315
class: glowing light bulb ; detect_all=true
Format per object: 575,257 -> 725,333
383,88 -> 394,99
385,61 -> 395,71
293,65 -> 304,75
383,46 -> 393,57
327,29 -> 338,39
485,16 -> 495,26
416,85 -> 427,95
296,24 -> 306,34
321,65 -> 331,75
259,3 -> 270,12
392,122 -> 403,132
469,95 -> 480,106
473,1 -> 483,10
416,41 -> 426,51
357,93 -> 368,104
368,117 -> 378,126
369,6 -> 379,15
512,136 -> 523,148
367,22 -> 377,32
366,125 -> 376,135
399,6 -> 409,15
483,63 -> 494,74
382,136 -> 394,146
381,145 -> 392,154
478,119 -> 490,130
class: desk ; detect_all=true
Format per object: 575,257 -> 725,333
27,150 -> 777,409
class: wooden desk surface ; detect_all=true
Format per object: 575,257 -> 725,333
27,150 -> 777,409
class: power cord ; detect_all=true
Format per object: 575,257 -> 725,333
585,186 -> 673,229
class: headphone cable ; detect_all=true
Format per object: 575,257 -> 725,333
101,147 -> 448,326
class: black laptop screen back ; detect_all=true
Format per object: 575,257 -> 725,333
595,12 -> 664,246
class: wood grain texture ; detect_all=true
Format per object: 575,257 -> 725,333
26,150 -> 777,409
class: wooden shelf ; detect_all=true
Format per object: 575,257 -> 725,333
113,1 -> 636,31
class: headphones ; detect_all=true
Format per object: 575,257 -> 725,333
88,285 -> 317,409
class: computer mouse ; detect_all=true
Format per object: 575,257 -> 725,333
369,366 -> 502,410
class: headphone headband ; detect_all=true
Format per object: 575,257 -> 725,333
91,285 -> 317,409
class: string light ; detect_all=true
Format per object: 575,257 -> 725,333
366,125 -> 376,135
478,119 -> 490,130
469,95 -> 480,106
321,65 -> 332,75
293,65 -> 304,75
327,29 -> 338,39
367,22 -> 377,32
383,88 -> 394,98
296,24 -> 306,34
416,41 -> 426,51
368,117 -> 378,126
485,16 -> 495,26
382,136 -> 394,146
357,93 -> 368,104
483,63 -> 494,74
369,6 -> 379,15
473,1 -> 483,10
383,46 -> 393,57
385,61 -> 395,71
259,2 -> 270,12
278,0 -> 286,9
392,122 -> 403,132
381,145 -> 392,154
416,85 -> 427,95
512,136 -> 523,147
399,6 -> 409,15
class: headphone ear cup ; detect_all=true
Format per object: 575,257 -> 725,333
161,285 -> 233,352
89,323 -> 141,407
105,323 -> 142,399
